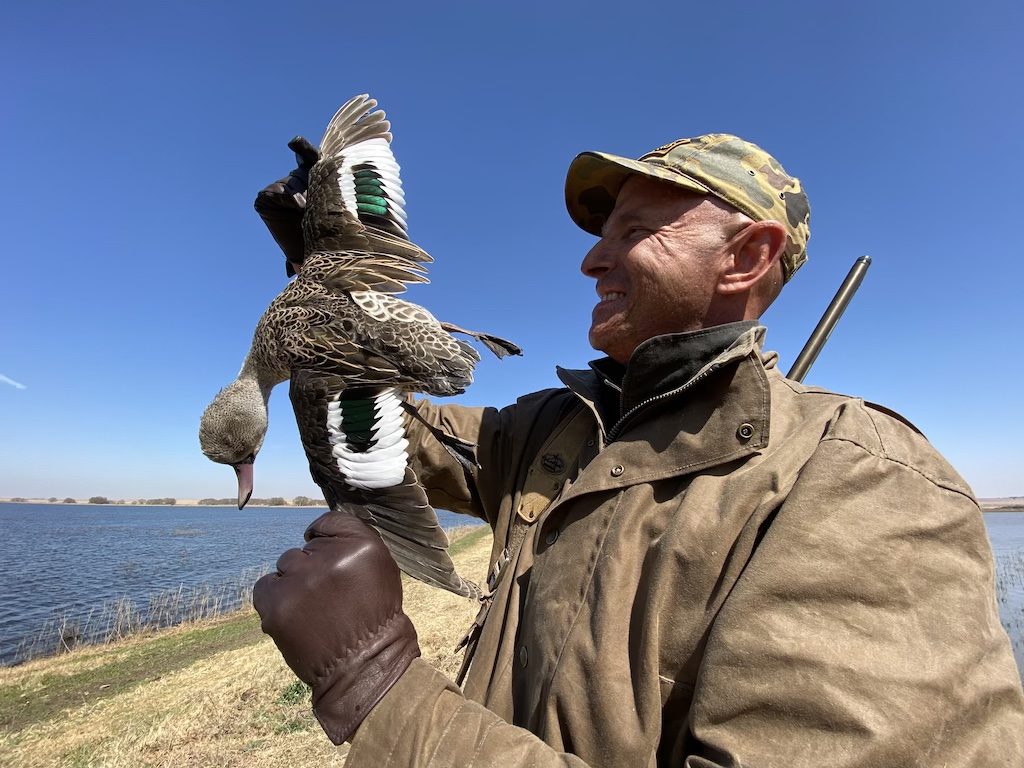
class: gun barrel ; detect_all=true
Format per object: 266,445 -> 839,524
787,256 -> 872,383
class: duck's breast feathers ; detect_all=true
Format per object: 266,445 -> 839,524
303,95 -> 411,254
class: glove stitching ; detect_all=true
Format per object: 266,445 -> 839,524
314,609 -> 414,743
313,607 -> 406,688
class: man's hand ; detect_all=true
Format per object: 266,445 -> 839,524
254,136 -> 320,275
253,511 -> 420,744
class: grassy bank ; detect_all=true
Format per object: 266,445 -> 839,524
0,525 -> 492,768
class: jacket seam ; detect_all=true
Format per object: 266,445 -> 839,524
863,400 -> 887,454
621,444 -> 759,486
821,435 -> 973,500
466,718 -> 500,767
425,698 -> 466,765
381,726 -> 401,767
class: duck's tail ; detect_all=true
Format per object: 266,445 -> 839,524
440,322 -> 523,359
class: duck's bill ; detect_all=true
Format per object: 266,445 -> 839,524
233,462 -> 254,509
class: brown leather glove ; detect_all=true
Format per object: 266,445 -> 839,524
253,136 -> 320,276
253,511 -> 420,744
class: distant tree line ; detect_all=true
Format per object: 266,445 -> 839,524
4,496 -> 325,506
195,496 -> 325,507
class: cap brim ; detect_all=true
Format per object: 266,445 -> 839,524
565,151 -> 710,236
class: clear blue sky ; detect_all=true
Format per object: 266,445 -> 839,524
2,1 -> 1021,500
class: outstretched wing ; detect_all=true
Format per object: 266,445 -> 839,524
302,94 -> 431,295
289,369 -> 480,599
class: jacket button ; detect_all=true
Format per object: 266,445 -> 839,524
737,423 -> 755,441
545,529 -> 559,546
519,645 -> 528,667
610,464 -> 624,477
586,439 -> 595,447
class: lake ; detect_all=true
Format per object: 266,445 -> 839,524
0,503 -> 1022,677
0,503 -> 478,665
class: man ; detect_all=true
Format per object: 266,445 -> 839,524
252,134 -> 1024,765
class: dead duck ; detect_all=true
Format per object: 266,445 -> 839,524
199,94 -> 518,596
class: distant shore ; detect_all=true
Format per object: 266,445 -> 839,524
979,497 -> 1024,513
3,496 -> 1023,511
0,498 -> 328,508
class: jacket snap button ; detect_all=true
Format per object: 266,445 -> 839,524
610,465 -> 624,477
586,439 -> 595,447
519,645 -> 528,667
545,529 -> 559,546
737,423 -> 755,441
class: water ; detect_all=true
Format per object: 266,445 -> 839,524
0,504 -> 1022,674
0,503 -> 477,665
985,512 -> 1024,675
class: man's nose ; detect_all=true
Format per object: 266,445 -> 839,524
581,238 -> 612,278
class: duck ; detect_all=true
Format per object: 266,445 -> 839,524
199,94 -> 519,597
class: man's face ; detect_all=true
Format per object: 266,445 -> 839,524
580,176 -> 738,363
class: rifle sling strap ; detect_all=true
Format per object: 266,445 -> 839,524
455,407 -> 594,685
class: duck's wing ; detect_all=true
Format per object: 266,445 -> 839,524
289,369 -> 480,599
303,94 -> 431,295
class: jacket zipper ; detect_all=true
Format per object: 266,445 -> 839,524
607,364 -> 721,442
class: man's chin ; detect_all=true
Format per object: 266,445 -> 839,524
589,329 -> 631,364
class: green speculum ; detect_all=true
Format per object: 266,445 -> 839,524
339,398 -> 377,449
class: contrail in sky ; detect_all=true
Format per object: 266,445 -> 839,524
0,374 -> 27,390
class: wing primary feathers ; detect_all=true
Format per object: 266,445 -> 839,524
318,95 -> 391,158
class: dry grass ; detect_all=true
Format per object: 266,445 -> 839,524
0,526 -> 492,768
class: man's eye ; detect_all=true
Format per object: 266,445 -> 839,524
625,227 -> 648,239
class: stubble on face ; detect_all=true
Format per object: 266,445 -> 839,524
582,177 -> 745,363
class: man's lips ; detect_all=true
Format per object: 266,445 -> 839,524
592,291 -> 626,322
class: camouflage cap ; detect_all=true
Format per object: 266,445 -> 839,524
564,134 -> 811,281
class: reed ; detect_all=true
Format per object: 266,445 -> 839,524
12,566 -> 270,664
996,549 -> 1024,660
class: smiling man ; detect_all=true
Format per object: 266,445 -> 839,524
253,133 -> 1024,766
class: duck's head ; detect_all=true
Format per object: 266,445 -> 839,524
199,378 -> 269,509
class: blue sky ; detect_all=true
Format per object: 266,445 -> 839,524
2,1 -> 1021,499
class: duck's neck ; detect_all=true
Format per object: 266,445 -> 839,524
238,354 -> 277,402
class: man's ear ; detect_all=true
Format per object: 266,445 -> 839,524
716,221 -> 787,295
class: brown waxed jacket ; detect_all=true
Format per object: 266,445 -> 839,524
347,325 -> 1024,767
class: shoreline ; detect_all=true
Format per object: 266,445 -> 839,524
0,498 -> 329,508
4,497 -> 1024,511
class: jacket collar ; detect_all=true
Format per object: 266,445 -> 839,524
553,324 -> 773,493
558,322 -> 763,435
588,321 -> 758,421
